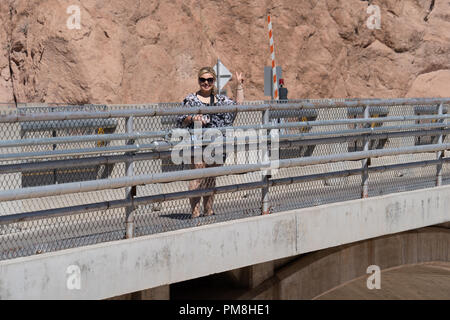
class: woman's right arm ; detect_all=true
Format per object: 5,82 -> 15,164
178,114 -> 203,127
181,115 -> 192,126
177,97 -> 194,127
177,94 -> 206,127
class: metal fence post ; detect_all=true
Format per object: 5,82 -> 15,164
125,116 -> 136,238
361,106 -> 370,198
261,107 -> 271,215
436,103 -> 444,187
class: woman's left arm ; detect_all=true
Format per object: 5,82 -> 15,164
209,72 -> 245,128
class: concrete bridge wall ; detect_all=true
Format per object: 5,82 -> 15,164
1,184 -> 450,299
239,227 -> 450,299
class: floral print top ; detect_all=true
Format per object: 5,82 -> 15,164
176,93 -> 237,129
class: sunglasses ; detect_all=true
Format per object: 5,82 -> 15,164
199,77 -> 215,84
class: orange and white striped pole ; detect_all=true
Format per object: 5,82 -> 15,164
268,14 -> 279,100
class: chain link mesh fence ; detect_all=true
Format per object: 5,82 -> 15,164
0,99 -> 449,260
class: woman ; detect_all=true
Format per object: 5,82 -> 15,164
177,66 -> 245,218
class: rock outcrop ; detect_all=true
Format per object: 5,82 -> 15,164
1,0 -> 449,105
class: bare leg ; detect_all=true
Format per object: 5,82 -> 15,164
203,176 -> 216,216
189,178 -> 202,218
203,162 -> 220,216
190,162 -> 206,218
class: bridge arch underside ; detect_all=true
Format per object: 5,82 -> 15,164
244,226 -> 450,300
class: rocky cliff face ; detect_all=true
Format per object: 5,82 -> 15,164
1,0 -> 449,105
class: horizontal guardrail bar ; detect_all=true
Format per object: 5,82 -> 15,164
3,105 -> 265,123
1,157 -> 448,225
281,128 -> 450,146
0,98 -> 449,123
13,97 -> 450,108
1,142 -> 450,202
0,127 -> 448,174
0,151 -> 170,174
3,113 -> 449,149
19,118 -> 118,132
0,131 -> 167,148
203,114 -> 450,134
1,121 -> 448,162
0,144 -> 143,161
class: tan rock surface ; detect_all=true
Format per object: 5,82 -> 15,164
1,0 -> 449,105
0,1 -> 14,104
406,69 -> 450,97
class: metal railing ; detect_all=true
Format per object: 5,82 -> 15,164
0,97 -> 449,260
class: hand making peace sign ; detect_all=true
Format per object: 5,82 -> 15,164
235,71 -> 244,86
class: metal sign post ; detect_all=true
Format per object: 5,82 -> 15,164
264,66 -> 282,99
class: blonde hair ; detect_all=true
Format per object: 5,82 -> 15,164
198,66 -> 218,95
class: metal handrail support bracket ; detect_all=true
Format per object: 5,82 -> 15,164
436,103 -> 444,186
261,108 -> 271,215
361,106 -> 370,198
125,116 -> 137,238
